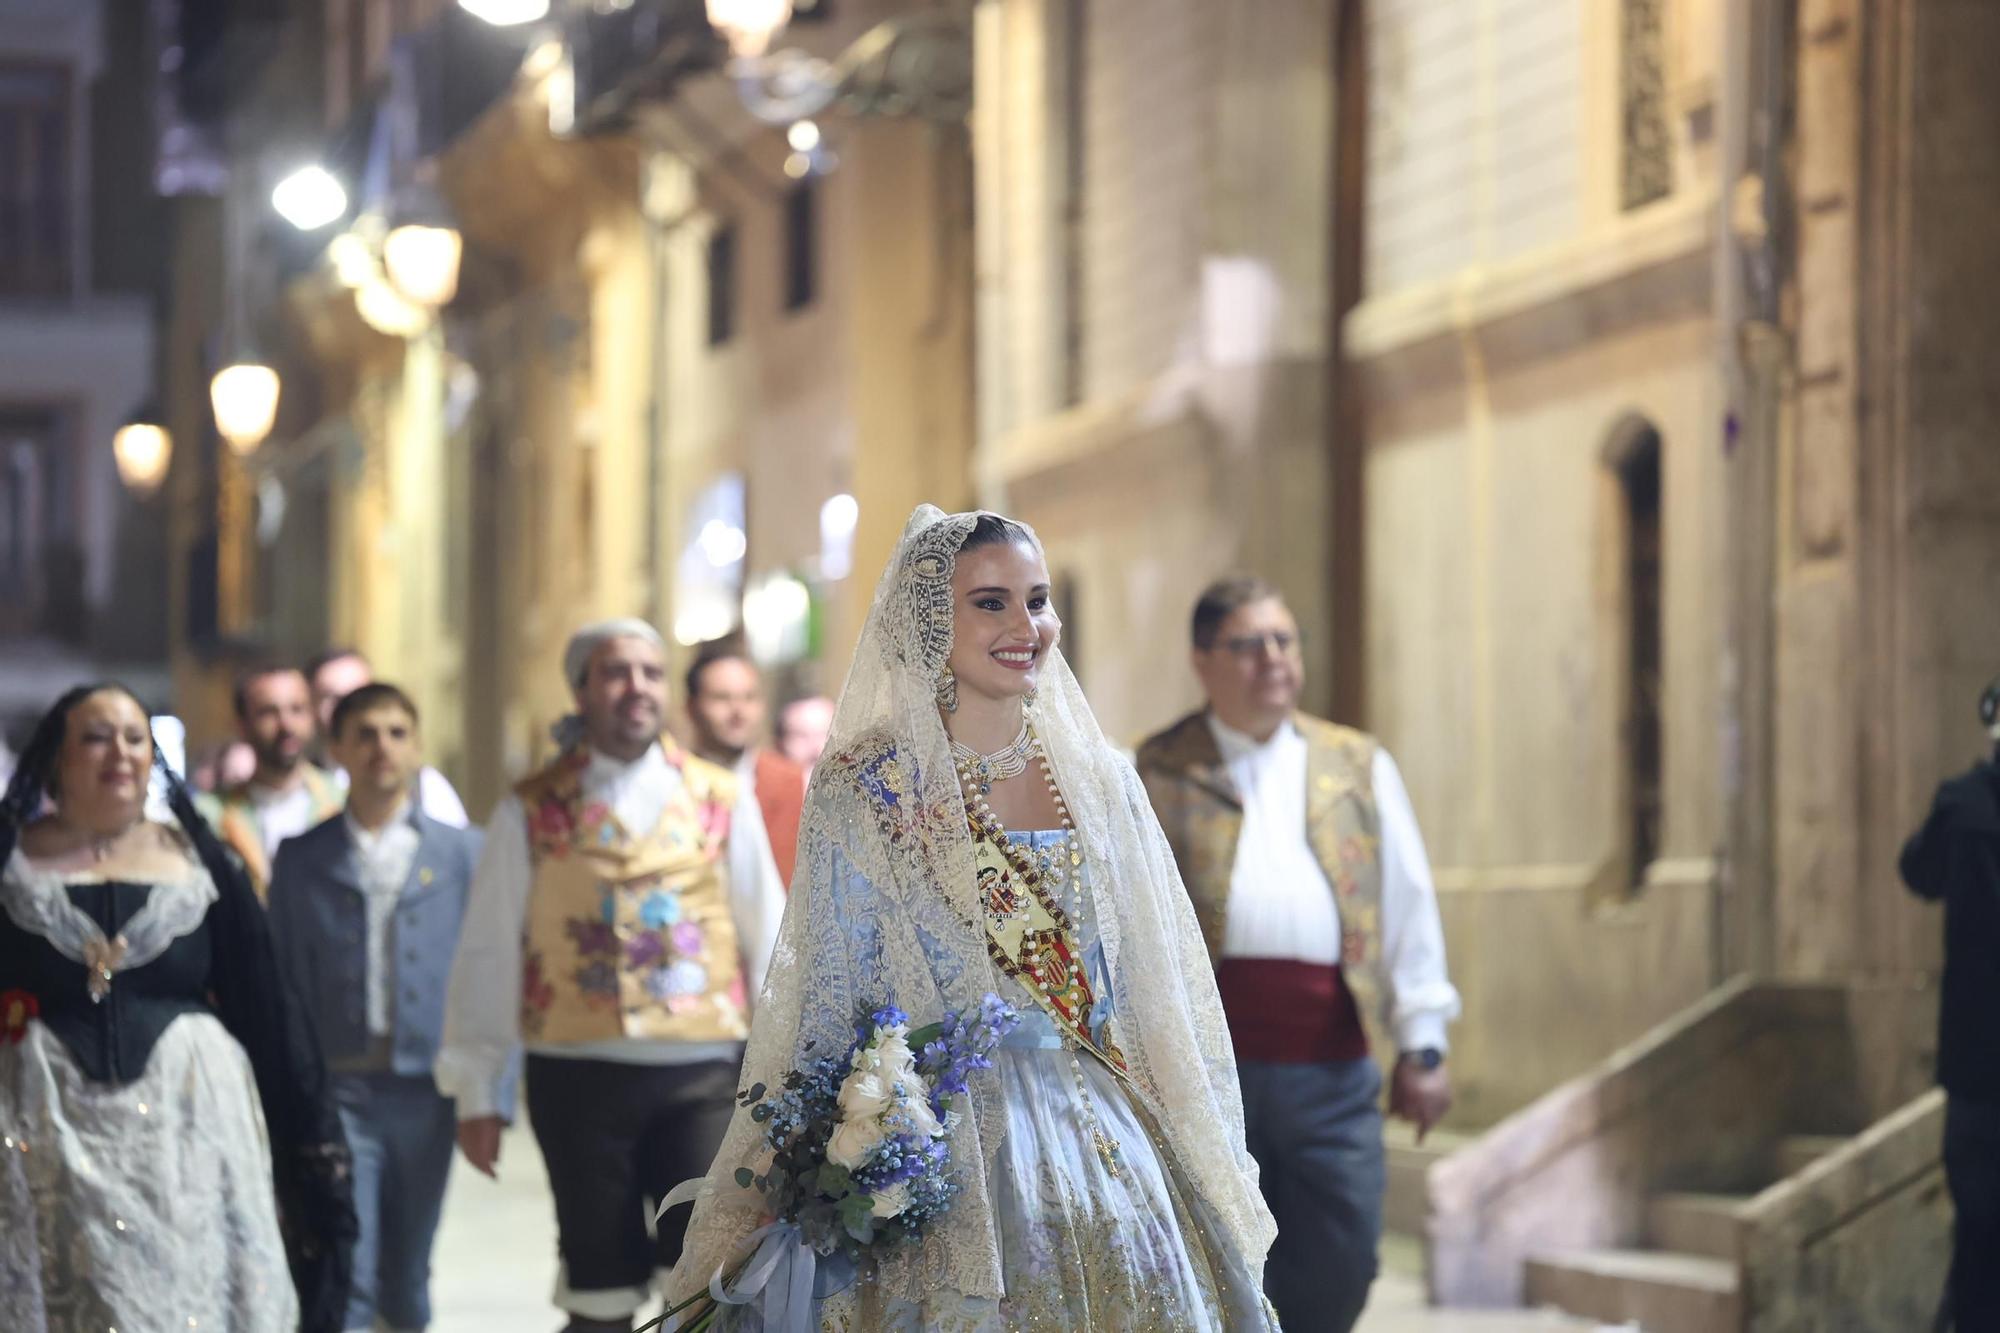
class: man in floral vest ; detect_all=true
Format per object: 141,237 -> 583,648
1137,577 -> 1461,1333
436,619 -> 788,1333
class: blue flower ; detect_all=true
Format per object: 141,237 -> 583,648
639,891 -> 682,929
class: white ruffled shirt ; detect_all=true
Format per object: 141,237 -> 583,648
345,802 -> 421,1037
434,745 -> 788,1120
1206,715 -> 1461,1053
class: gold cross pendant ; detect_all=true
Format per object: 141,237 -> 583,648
1093,1127 -> 1123,1179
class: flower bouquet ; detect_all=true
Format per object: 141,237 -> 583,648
647,993 -> 1021,1332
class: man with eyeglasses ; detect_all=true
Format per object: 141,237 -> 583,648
1136,575 -> 1460,1333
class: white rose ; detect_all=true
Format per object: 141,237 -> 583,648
870,1032 -> 915,1078
827,1116 -> 887,1170
869,1180 -> 913,1219
897,1075 -> 945,1140
838,1068 -> 893,1122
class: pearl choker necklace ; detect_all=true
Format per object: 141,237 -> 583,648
949,721 -> 1036,795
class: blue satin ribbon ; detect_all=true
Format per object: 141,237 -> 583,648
708,1222 -> 815,1332
654,1180 -> 857,1332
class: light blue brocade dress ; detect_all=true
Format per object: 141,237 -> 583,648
802,831 -> 1276,1333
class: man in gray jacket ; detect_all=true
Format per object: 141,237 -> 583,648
270,682 -> 492,1333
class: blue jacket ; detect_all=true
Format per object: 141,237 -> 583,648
269,807 -> 491,1096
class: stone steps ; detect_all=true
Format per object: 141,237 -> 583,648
1775,1132 -> 1851,1177
1524,1247 -> 1741,1333
1645,1191 -> 1752,1262
1413,1121 -> 1857,1329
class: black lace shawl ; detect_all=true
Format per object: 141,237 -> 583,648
0,684 -> 358,1331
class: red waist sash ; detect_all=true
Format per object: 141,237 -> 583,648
1213,957 -> 1369,1064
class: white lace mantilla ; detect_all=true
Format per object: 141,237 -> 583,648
670,506 -> 1276,1313
0,835 -> 219,971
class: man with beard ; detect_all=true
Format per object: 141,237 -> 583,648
435,619 -> 788,1333
207,663 -> 344,895
1136,576 -> 1461,1333
683,644 -> 806,887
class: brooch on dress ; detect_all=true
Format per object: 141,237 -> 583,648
84,934 -> 128,1003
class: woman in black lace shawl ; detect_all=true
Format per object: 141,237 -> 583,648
0,683 -> 356,1331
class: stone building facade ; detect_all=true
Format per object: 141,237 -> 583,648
164,0 -> 974,819
975,0 -> 2000,1133
971,0 -> 1343,744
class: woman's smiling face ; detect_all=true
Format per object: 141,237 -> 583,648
945,538 -> 1062,707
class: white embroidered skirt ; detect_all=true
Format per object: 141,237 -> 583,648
0,1014 -> 299,1332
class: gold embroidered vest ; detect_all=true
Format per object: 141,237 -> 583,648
1134,711 -> 1388,1050
516,743 -> 748,1045
204,766 -> 345,899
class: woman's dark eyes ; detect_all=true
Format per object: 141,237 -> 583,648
1028,597 -> 1049,611
976,598 -> 1005,611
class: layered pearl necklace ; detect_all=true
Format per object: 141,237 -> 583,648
953,721 -> 1083,910
949,720 -> 1038,795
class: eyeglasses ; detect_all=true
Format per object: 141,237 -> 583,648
1214,630 -> 1299,659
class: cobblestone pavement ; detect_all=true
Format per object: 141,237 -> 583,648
427,1125 -> 1603,1333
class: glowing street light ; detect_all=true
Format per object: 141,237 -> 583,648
210,363 -> 281,455
383,223 -> 463,308
270,165 -> 348,231
707,0 -> 794,58
458,0 -> 549,24
113,412 -> 172,497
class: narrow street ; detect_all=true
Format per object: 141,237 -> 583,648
428,1128 -> 1597,1333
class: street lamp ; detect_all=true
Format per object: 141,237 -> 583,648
458,0 -> 550,24
209,362 -> 281,455
707,0 -> 794,58
383,224 -> 462,308
271,165 -> 348,231
113,408 -> 172,497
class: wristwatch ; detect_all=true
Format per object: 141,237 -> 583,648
1401,1047 -> 1445,1071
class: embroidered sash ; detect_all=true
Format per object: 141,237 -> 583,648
970,826 -> 1128,1081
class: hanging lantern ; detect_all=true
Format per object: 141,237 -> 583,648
210,362 -> 281,454
458,0 -> 549,24
113,413 -> 172,497
270,165 -> 349,231
383,223 -> 463,308
706,0 -> 794,58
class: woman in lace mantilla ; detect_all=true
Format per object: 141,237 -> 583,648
0,683 -> 358,1332
671,508 -> 1280,1331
